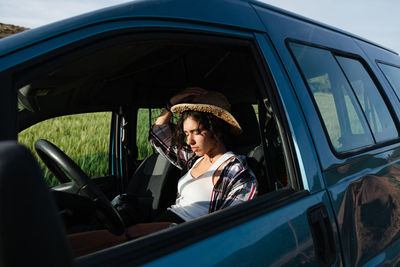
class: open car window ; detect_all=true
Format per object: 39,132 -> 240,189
13,31 -> 299,262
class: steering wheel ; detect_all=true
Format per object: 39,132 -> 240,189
35,139 -> 125,235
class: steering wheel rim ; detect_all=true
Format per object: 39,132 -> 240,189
35,139 -> 125,235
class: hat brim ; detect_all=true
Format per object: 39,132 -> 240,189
171,103 -> 242,135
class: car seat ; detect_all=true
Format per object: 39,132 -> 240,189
0,141 -> 73,266
125,152 -> 181,221
230,103 -> 270,194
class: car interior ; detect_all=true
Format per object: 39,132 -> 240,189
15,32 -> 294,255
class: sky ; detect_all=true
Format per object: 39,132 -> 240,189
0,0 -> 399,53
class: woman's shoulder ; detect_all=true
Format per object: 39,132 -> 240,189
224,153 -> 256,177
225,152 -> 248,166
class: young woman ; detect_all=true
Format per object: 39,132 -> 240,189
69,88 -> 258,256
148,87 -> 258,223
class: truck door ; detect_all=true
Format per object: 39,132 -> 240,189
253,3 -> 400,265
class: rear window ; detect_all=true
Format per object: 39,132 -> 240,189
336,56 -> 397,143
378,63 -> 400,100
289,42 -> 398,153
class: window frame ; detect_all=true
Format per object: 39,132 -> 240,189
12,27 -> 301,191
10,25 -> 308,263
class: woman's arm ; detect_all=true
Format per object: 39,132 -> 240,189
152,108 -> 173,132
149,124 -> 191,170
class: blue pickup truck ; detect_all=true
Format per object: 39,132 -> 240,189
1,0 -> 400,266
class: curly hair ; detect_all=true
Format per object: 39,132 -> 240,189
171,110 -> 234,152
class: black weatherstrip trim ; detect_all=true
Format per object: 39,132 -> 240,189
77,189 -> 309,266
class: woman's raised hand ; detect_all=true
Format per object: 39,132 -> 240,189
153,87 -> 207,130
169,87 -> 207,105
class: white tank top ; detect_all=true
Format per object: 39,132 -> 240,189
169,151 -> 235,221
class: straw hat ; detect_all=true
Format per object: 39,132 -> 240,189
170,91 -> 242,135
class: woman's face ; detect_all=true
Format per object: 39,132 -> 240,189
183,116 -> 216,156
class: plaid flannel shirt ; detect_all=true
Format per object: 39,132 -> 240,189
149,124 -> 258,213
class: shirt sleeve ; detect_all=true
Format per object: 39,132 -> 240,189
149,124 -> 196,170
209,155 -> 258,212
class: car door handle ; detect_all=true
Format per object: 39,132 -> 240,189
307,203 -> 336,266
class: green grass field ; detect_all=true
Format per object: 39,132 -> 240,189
136,108 -> 163,160
18,112 -> 111,185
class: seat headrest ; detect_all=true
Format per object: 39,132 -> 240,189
230,103 -> 261,154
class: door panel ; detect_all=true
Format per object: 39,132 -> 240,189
326,151 -> 400,266
286,40 -> 400,265
252,32 -> 343,266
139,192 -> 337,266
77,192 -> 338,266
